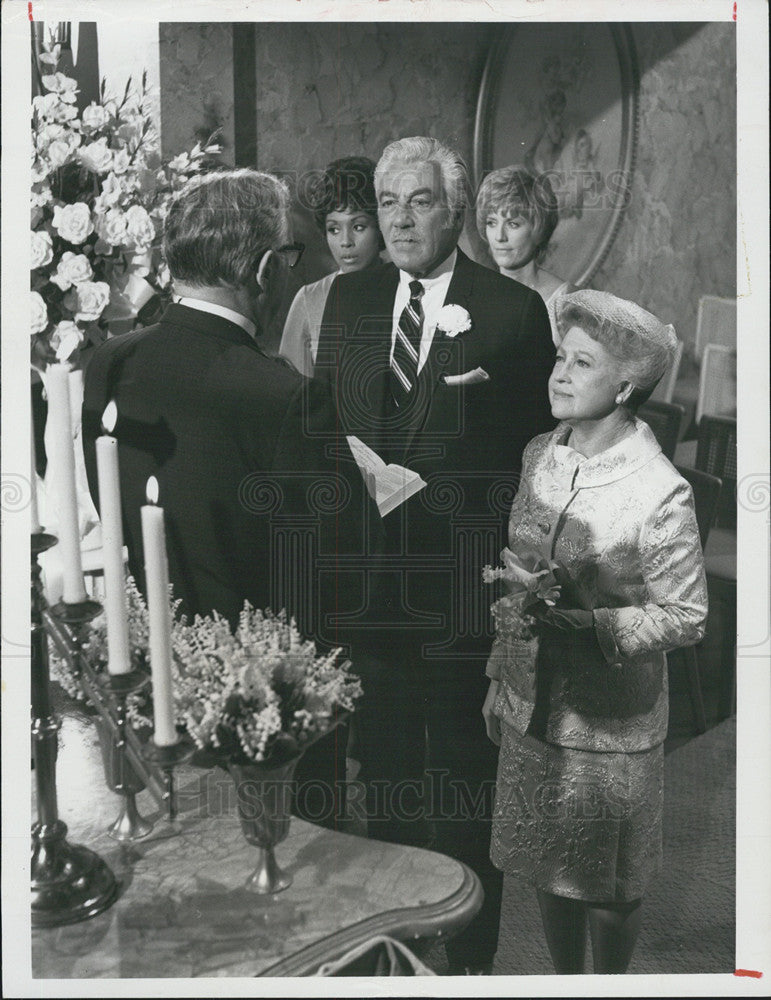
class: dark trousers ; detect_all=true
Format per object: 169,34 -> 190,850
352,650 -> 503,967
293,722 -> 348,831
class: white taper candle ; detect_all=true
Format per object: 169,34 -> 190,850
141,476 -> 177,746
96,401 -> 131,675
46,363 -> 87,604
31,407 -> 41,533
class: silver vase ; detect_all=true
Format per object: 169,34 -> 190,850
227,755 -> 301,894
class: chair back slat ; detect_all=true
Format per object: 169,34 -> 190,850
639,400 -> 685,461
695,295 -> 736,360
695,416 -> 736,528
676,465 -> 723,549
696,343 -> 736,424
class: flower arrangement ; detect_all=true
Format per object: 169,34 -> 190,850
483,547 -> 561,640
435,304 -> 472,338
30,45 -> 220,371
171,605 -> 361,764
51,576 -> 361,765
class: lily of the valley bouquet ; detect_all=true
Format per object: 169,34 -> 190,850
171,604 -> 361,765
51,579 -> 361,765
31,46 -> 219,371
482,547 -> 561,641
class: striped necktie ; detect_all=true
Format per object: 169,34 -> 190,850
390,279 -> 424,408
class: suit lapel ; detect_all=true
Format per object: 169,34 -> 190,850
402,250 -> 476,455
342,265 -> 398,455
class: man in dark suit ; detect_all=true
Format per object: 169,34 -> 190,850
315,137 -> 556,973
83,169 -> 380,827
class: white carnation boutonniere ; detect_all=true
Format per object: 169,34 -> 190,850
436,304 -> 472,339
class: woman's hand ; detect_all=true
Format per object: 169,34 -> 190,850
535,606 -> 594,631
482,679 -> 502,746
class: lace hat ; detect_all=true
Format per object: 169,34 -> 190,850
554,289 -> 677,354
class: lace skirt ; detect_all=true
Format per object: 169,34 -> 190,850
490,722 -> 663,902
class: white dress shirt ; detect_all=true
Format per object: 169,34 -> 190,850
175,296 -> 257,340
390,249 -> 457,373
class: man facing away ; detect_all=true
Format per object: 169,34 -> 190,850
315,137 -> 556,973
83,169 -> 381,827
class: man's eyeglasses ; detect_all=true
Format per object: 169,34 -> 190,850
274,242 -> 305,269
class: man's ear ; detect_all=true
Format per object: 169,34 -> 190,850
254,249 -> 275,294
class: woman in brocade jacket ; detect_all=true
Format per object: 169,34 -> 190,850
482,289 -> 708,974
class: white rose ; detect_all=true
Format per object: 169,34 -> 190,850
31,291 -> 49,334
52,202 -> 94,244
96,208 -> 128,247
47,138 -> 75,169
81,102 -> 110,132
31,230 -> 54,269
50,251 -> 94,290
72,280 -> 111,322
111,148 -> 131,175
124,204 -> 156,251
79,139 -> 114,175
435,304 -> 473,338
50,321 -> 84,361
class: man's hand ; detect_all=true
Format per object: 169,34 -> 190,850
482,679 -> 502,746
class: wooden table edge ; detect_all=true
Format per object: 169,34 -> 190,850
260,862 -> 483,977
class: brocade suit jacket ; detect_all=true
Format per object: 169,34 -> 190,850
82,303 -> 380,646
315,249 -> 556,662
487,420 -> 709,752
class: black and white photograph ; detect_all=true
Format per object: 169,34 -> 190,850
1,0 -> 768,994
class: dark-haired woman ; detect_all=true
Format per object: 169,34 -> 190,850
279,156 -> 383,376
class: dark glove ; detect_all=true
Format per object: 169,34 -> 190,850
534,606 -> 594,631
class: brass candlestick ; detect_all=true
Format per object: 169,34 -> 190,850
95,671 -> 154,842
31,532 -> 118,927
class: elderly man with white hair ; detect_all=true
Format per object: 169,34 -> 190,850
315,136 -> 556,973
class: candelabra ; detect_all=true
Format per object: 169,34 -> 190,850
44,607 -> 194,833
31,531 -> 118,927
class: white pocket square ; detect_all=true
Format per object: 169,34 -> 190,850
443,367 -> 490,386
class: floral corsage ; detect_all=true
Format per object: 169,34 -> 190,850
435,304 -> 472,338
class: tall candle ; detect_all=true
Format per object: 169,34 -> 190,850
141,476 -> 176,746
95,402 -> 131,675
30,408 -> 41,534
45,364 -> 87,604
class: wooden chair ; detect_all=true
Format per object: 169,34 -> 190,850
696,344 -> 736,424
639,400 -> 686,460
695,416 -> 737,719
696,415 -> 737,528
694,295 -> 736,361
672,465 -> 723,734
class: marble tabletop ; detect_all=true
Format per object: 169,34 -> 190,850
32,713 -> 482,978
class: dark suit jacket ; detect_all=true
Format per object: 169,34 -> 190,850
82,303 -> 380,648
315,249 -> 556,662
